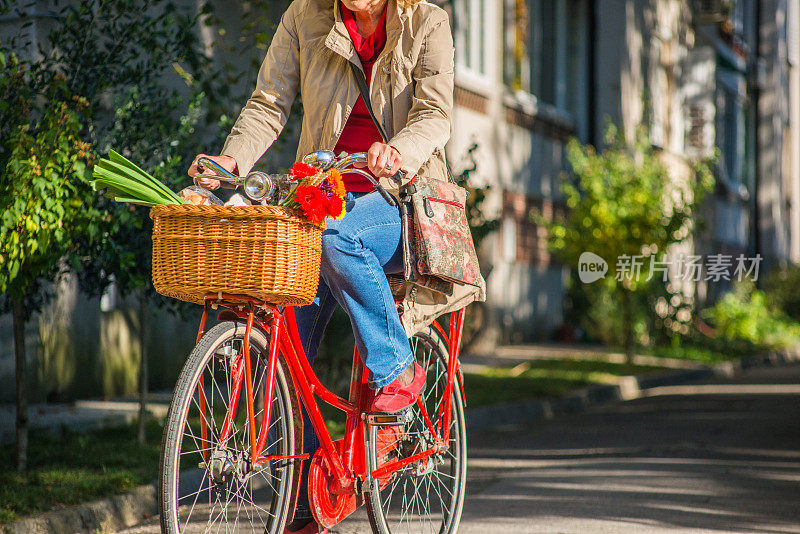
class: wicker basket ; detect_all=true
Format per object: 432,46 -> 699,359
150,204 -> 322,306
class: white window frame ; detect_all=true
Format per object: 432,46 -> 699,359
454,0 -> 494,91
789,0 -> 799,67
502,0 -> 589,136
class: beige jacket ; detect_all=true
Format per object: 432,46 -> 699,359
221,0 -> 485,336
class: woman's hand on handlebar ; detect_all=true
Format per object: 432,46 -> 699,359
356,142 -> 402,179
187,154 -> 238,190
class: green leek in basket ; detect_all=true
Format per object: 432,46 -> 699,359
92,150 -> 188,206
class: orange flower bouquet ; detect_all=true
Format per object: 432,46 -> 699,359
279,162 -> 347,224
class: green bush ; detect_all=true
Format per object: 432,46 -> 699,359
702,282 -> 800,352
762,265 -> 800,323
540,123 -> 714,360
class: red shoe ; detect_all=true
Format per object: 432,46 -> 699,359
371,362 -> 426,413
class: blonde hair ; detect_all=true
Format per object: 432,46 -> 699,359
397,0 -> 423,7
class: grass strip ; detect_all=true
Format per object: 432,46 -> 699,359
462,358 -> 671,407
0,420 -> 161,524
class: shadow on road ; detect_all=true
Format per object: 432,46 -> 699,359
465,364 -> 800,533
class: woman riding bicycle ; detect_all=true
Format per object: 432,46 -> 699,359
188,0 -> 482,531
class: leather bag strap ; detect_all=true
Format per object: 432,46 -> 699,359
349,62 -> 390,142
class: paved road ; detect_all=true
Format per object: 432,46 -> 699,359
121,363 -> 800,533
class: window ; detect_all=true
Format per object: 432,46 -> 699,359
503,0 -> 590,135
715,68 -> 748,187
454,0 -> 492,80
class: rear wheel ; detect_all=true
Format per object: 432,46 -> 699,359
365,325 -> 468,534
159,321 -> 302,533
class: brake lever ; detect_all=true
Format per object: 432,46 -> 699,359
345,169 -> 397,206
334,152 -> 404,207
197,157 -> 242,186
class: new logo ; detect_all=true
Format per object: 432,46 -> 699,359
578,252 -> 608,283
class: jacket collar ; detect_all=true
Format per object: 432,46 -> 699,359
325,0 -> 404,67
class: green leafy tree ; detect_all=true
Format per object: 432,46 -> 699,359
540,124 -> 714,361
55,0 -> 294,443
0,0 -> 218,446
0,59 -> 98,470
0,0 -> 300,456
40,0 -> 214,444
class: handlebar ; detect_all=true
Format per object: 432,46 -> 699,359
333,153 -> 401,206
305,151 -> 404,207
195,151 -> 405,207
197,157 -> 242,186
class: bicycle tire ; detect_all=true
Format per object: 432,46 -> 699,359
159,320 -> 303,533
365,325 -> 468,534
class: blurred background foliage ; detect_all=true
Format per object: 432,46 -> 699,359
537,123 -> 715,362
0,0 -> 300,454
548,124 -> 800,363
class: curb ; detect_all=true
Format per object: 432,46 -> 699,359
464,348 -> 800,433
4,349 -> 798,533
1,484 -> 156,534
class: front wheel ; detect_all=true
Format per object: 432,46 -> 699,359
159,321 -> 302,533
365,325 -> 468,534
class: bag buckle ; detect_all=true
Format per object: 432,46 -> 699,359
399,183 -> 416,202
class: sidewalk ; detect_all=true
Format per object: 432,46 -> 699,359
0,396 -> 170,445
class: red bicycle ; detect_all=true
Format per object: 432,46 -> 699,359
158,154 -> 469,534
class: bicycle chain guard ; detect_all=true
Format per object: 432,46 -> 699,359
308,439 -> 359,529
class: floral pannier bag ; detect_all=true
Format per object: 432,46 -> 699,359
398,180 -> 482,296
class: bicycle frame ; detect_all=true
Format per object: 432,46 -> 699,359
193,292 -> 466,497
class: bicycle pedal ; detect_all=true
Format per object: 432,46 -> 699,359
365,409 -> 413,426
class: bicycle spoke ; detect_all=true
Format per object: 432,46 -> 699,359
164,323 -> 294,533
181,469 -> 210,531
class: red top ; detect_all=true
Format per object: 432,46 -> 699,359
334,3 -> 388,192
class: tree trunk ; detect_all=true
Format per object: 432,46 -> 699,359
622,289 -> 634,364
12,297 -> 28,471
137,295 -> 148,445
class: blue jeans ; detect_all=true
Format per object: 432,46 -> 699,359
292,190 -> 414,518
